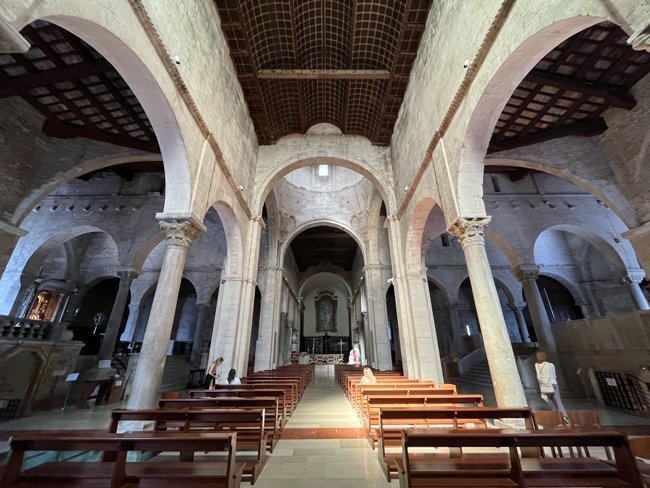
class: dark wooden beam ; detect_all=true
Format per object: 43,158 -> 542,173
488,118 -> 607,153
42,119 -> 159,153
257,69 -> 390,80
0,58 -> 114,98
526,69 -> 636,110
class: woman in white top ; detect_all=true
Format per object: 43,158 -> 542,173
534,352 -> 568,422
221,368 -> 241,385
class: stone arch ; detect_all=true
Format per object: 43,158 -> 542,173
12,154 -> 162,226
484,229 -> 523,268
13,12 -> 192,217
405,197 -> 437,274
426,276 -> 452,307
281,220 -> 367,266
132,231 -> 166,273
255,155 -> 396,216
298,272 -> 353,301
459,15 -> 607,218
533,223 -> 628,274
210,201 -> 244,277
484,157 -> 637,228
19,226 -> 119,281
534,270 -> 587,310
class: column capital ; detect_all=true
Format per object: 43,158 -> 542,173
512,264 -> 540,282
251,215 -> 266,228
447,216 -> 491,248
115,269 -> 139,282
629,25 -> 650,53
159,219 -> 203,248
623,269 -> 646,284
383,214 -> 399,228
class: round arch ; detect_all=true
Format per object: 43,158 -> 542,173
405,197 -> 437,274
210,201 -> 244,276
533,223 -> 628,273
14,13 -> 193,216
281,220 -> 367,267
484,157 -> 636,227
12,154 -> 163,226
459,15 -> 607,217
535,271 -> 587,309
254,155 -> 397,216
298,272 -> 353,299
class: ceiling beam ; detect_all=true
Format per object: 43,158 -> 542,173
488,118 -> 607,153
526,69 -> 636,110
42,119 -> 159,153
256,69 -> 390,80
0,58 -> 114,98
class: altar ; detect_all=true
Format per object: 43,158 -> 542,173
308,353 -> 344,364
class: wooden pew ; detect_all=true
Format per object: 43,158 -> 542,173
353,386 -> 456,415
190,388 -> 290,424
158,397 -> 280,452
399,428 -> 642,488
378,407 -> 534,480
109,408 -> 266,484
241,379 -> 300,412
2,431 -> 243,488
364,394 -> 484,448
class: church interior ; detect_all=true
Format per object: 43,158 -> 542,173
1,1 -> 650,486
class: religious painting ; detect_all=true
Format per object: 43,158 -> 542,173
315,293 -> 337,333
27,290 -> 62,322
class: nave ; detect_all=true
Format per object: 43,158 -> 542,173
2,363 -> 650,487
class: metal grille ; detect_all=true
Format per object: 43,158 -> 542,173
595,371 -> 646,411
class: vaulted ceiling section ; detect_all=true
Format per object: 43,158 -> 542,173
215,0 -> 431,145
290,226 -> 358,272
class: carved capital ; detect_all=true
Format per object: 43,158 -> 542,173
160,220 -> 203,248
629,25 -> 650,53
116,269 -> 139,282
623,270 -> 646,284
512,264 -> 540,282
447,217 -> 491,248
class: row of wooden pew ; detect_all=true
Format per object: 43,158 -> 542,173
335,364 -> 646,487
2,363 -> 314,487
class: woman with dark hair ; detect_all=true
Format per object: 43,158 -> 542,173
225,368 -> 241,385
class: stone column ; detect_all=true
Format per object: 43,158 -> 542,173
277,311 -> 288,365
404,270 -> 444,384
509,301 -> 530,343
98,270 -> 138,361
120,302 -> 141,344
127,219 -> 203,409
363,265 -> 392,371
624,273 -> 649,311
190,302 -> 210,367
448,217 -> 527,408
447,300 -> 464,355
384,216 -> 418,377
513,264 -> 557,354
0,221 -> 27,277
255,266 -> 283,371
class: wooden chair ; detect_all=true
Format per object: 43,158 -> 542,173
532,410 -> 570,458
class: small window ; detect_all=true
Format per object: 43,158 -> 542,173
491,175 -> 501,193
441,234 -> 450,247
318,164 -> 328,176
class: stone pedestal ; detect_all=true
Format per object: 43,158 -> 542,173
127,219 -> 203,410
98,270 -> 137,361
448,217 -> 527,408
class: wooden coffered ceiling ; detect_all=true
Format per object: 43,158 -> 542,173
215,0 -> 431,145
488,21 -> 650,153
0,21 -> 158,153
290,226 -> 358,271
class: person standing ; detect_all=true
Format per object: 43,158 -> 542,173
203,356 -> 224,389
535,352 -> 568,422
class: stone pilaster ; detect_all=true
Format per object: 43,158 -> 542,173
98,269 -> 138,361
363,264 -> 392,371
127,219 -> 203,410
509,301 -> 530,343
191,302 -> 210,367
255,265 -> 283,371
623,222 -> 650,276
448,217 -> 527,408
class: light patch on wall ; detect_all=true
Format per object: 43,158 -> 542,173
318,164 -> 329,177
